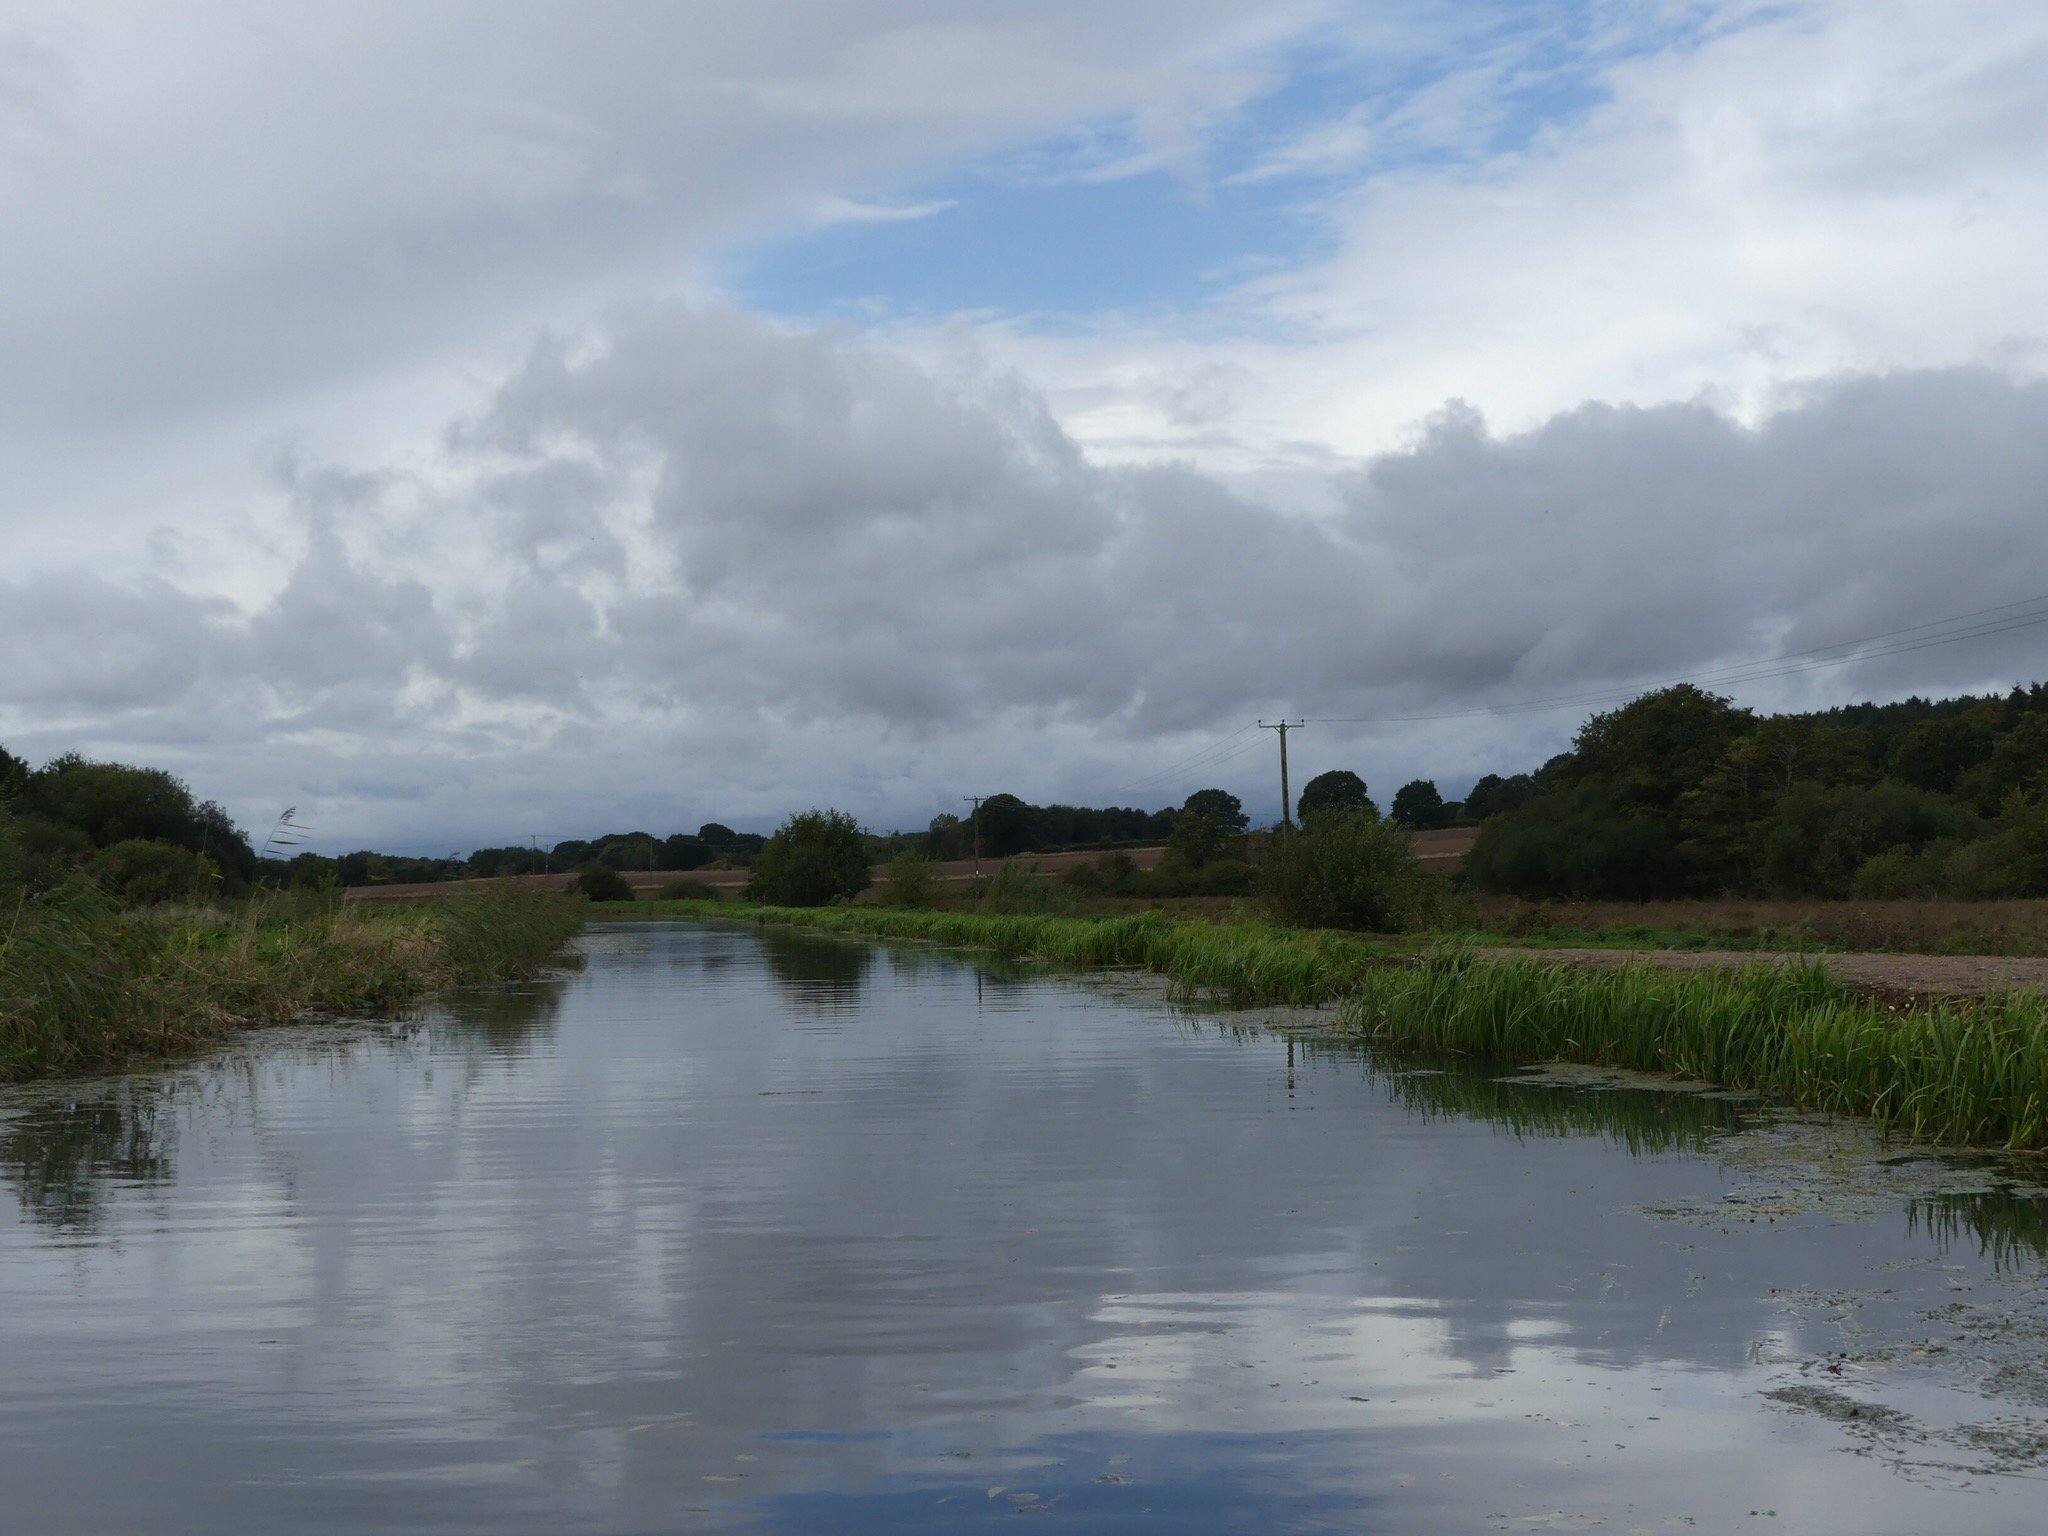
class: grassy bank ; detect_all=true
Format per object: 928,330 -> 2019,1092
1450,894 -> 2048,957
1,889 -> 584,1080
652,900 -> 2048,1149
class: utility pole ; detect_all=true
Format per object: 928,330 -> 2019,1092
1258,720 -> 1304,831
963,795 -> 987,881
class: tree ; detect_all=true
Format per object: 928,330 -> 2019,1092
573,862 -> 634,902
1296,770 -> 1373,824
18,755 -> 256,885
975,793 -> 1038,858
88,839 -> 211,906
1566,685 -> 1755,816
1466,785 -> 1685,900
750,809 -> 871,907
1890,711 -> 1998,794
1461,772 -> 1530,822
0,745 -> 27,802
1181,788 -> 1248,831
1261,810 -> 1431,932
1389,779 -> 1447,828
660,833 -> 711,870
1166,788 -> 1247,868
881,848 -> 941,908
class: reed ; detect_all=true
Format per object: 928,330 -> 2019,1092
0,889 -> 584,1080
661,900 -> 2048,1148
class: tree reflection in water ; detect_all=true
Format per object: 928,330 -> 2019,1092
758,926 -> 873,1014
0,978 -> 569,1234
0,1083 -> 177,1234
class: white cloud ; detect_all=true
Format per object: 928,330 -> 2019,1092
991,0 -> 2048,466
7,306 -> 2048,846
6,3 -> 2048,847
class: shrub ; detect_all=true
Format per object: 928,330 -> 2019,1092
1467,787 -> 1683,899
0,809 -> 91,898
1261,810 -> 1431,932
573,862 -> 635,902
85,839 -> 211,906
750,809 -> 870,907
978,858 -> 1080,916
881,848 -> 942,908
656,875 -> 721,900
1063,850 -> 1138,895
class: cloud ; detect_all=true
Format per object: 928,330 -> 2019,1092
7,305 -> 2048,846
6,4 -> 2048,847
988,0 -> 2048,467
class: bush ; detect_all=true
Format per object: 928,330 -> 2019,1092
1134,854 -> 1257,899
881,849 -> 941,908
1261,810 -> 1432,932
1758,782 -> 1980,898
573,862 -> 635,902
750,809 -> 871,907
0,809 -> 91,898
1467,787 -> 1684,899
85,839 -> 211,906
1063,850 -> 1138,895
978,858 -> 1080,916
656,875 -> 721,900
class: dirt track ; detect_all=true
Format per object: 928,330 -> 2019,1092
1486,945 -> 2048,1002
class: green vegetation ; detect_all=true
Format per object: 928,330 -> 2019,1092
1,890 -> 584,1080
1448,894 -> 2048,957
653,901 -> 2048,1149
1339,951 -> 2048,1149
1389,779 -> 1449,828
572,862 -> 634,902
749,809 -> 871,906
1261,810 -> 1437,932
1465,681 -> 2048,900
880,848 -> 941,908
2,756 -> 253,900
976,858 -> 1082,916
1298,769 -> 1376,822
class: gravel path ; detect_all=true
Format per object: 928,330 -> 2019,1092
1485,946 -> 2048,1001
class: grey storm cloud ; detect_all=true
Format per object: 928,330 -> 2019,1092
7,303 -> 2048,848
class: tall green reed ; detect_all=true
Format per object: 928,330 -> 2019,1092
669,901 -> 2048,1148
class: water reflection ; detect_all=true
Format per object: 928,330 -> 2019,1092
425,976 -> 568,1058
0,1084 -> 175,1233
1909,1187 -> 2048,1271
0,921 -> 2042,1535
758,924 -> 873,1013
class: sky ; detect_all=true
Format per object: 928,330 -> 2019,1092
5,0 -> 2048,851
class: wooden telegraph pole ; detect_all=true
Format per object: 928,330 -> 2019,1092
963,795 -> 987,881
1257,720 -> 1304,831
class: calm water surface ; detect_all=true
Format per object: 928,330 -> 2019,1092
3,920 -> 2046,1533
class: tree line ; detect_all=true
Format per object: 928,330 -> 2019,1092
1463,681 -> 2048,900
1,748 -> 258,905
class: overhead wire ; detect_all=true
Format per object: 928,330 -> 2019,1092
1305,590 -> 2048,728
1104,589 -> 2048,809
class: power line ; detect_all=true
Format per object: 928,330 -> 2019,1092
1306,591 -> 2048,727
1118,725 -> 1262,797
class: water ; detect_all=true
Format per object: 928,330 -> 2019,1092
3,920 -> 2046,1533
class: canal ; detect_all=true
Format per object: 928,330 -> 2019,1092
2,920 -> 2044,1532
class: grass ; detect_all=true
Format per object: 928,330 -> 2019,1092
1450,894 -> 2048,956
648,899 -> 2048,1149
0,887 -> 585,1080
